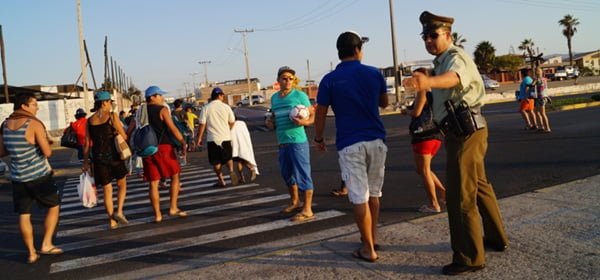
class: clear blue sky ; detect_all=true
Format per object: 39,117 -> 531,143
1,0 -> 599,97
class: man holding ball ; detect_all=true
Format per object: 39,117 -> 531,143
266,66 -> 316,222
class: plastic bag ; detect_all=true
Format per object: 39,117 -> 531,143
77,172 -> 97,208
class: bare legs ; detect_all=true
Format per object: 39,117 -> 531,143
520,109 -> 538,128
235,159 -> 256,183
535,105 -> 551,132
213,159 -> 236,186
19,205 -> 61,263
282,185 -> 313,219
149,173 -> 186,223
103,178 -> 128,228
355,197 -> 380,261
414,153 -> 446,211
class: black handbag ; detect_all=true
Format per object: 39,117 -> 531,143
409,93 -> 440,138
60,126 -> 78,148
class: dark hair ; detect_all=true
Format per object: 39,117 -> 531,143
174,99 -> 183,108
337,44 -> 362,60
13,92 -> 36,111
92,100 -> 104,111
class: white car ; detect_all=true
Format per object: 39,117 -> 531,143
237,95 -> 265,106
481,75 -> 500,90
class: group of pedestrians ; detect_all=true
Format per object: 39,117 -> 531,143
517,67 -> 552,133
1,10 -> 508,276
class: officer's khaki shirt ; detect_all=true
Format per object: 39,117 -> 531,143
431,45 -> 486,123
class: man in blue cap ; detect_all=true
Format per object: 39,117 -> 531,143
142,86 -> 188,222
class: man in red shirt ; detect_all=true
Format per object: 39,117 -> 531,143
69,108 -> 87,161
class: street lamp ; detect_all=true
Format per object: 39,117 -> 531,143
234,29 -> 254,97
198,60 -> 211,87
190,72 -> 199,98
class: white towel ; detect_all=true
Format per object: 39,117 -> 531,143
230,121 -> 259,174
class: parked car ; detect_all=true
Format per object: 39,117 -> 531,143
237,95 -> 265,106
481,74 -> 500,90
549,66 -> 580,81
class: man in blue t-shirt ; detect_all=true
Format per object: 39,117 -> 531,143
266,66 -> 316,222
518,68 -> 538,130
314,31 -> 388,263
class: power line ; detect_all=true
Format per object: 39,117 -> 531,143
491,0 -> 599,12
255,0 -> 360,32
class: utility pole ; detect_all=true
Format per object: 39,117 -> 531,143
388,0 -> 401,106
76,0 -> 92,110
306,59 -> 311,84
234,29 -> 254,97
1,25 -> 9,103
190,72 -> 199,98
198,60 -> 211,87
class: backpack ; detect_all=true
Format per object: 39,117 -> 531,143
129,104 -> 161,157
61,125 -> 79,148
170,112 -> 192,148
129,124 -> 159,157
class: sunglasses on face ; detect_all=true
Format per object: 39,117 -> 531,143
421,31 -> 446,41
280,77 -> 294,81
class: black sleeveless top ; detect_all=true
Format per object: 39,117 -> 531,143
147,104 -> 170,144
88,117 -> 120,163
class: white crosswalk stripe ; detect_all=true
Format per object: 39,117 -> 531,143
51,164 -> 345,274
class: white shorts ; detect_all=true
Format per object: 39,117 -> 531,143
338,139 -> 387,204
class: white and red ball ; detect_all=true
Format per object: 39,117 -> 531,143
289,104 -> 309,121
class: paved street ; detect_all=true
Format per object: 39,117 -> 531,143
0,98 -> 599,279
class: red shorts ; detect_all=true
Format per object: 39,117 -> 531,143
519,99 -> 534,111
142,144 -> 181,181
412,139 -> 442,156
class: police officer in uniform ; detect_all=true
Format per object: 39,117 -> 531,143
407,11 -> 509,275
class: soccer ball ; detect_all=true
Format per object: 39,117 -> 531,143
289,104 -> 309,121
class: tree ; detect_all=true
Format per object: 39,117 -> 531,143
494,54 -> 524,80
518,39 -> 536,71
473,41 -> 496,73
559,14 -> 579,66
452,32 -> 466,49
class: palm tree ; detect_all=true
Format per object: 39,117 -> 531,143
452,32 -> 466,49
473,41 -> 496,73
518,39 -> 536,70
558,14 -> 579,66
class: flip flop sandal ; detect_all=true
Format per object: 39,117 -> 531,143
290,213 -> 315,222
27,254 -> 40,264
169,210 -> 188,218
112,213 -> 129,224
280,205 -> 301,214
39,247 -> 64,255
352,249 -> 378,263
330,188 -> 348,197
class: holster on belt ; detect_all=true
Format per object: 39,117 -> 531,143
440,100 -> 486,136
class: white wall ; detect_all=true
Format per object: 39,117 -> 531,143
0,98 -> 86,131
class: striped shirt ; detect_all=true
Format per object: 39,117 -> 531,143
3,120 -> 52,182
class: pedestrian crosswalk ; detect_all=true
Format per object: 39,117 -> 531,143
50,164 -> 345,275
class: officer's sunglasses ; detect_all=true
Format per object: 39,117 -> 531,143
421,31 -> 447,41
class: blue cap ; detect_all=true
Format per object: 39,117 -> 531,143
94,91 -> 112,101
145,86 -> 167,98
211,87 -> 224,100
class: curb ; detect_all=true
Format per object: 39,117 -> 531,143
554,100 -> 600,111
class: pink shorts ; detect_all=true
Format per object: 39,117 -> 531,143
142,144 -> 181,181
412,139 -> 442,156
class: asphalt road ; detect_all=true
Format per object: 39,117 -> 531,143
0,99 -> 599,279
